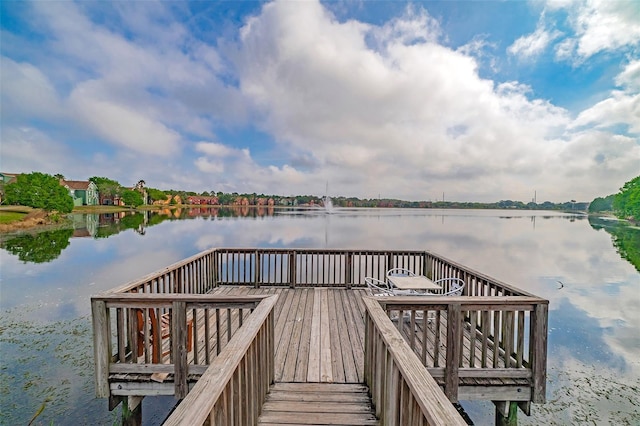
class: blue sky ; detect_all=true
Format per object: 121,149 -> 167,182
1,0 -> 638,202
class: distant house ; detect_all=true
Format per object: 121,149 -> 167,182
187,195 -> 219,205
60,180 -> 99,206
99,193 -> 123,206
0,172 -> 20,204
0,172 -> 19,184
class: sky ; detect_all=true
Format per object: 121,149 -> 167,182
1,0 -> 639,203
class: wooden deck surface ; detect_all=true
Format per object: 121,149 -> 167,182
212,286 -> 368,384
210,287 -> 531,395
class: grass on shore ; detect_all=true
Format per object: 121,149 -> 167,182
0,211 -> 28,224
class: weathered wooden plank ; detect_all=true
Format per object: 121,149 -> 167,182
270,382 -> 369,393
264,391 -> 372,403
276,290 -> 303,381
293,290 -> 314,382
319,288 -> 333,382
282,288 -> 310,382
327,289 -> 346,383
261,401 -> 373,413
258,412 -> 378,425
307,289 -> 322,382
336,289 -> 362,382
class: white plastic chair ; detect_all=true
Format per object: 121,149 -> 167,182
364,277 -> 392,297
434,277 -> 465,296
386,268 -> 416,278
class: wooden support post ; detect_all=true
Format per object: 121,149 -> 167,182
445,303 -> 461,402
530,303 -> 548,403
495,401 -> 518,426
127,396 -> 143,411
173,301 -> 188,398
122,396 -> 142,426
109,395 -> 123,411
91,299 -> 111,398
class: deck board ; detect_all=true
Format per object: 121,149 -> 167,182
258,382 -> 378,425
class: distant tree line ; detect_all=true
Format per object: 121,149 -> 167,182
589,175 -> 640,222
2,171 -> 638,222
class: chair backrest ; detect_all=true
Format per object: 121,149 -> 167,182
365,277 -> 392,296
386,268 -> 417,278
435,277 -> 465,296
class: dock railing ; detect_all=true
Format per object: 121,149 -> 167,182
163,295 -> 277,425
363,296 -> 468,425
102,248 -> 535,298
91,293 -> 272,399
374,296 -> 548,404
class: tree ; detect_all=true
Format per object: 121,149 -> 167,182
613,176 -> 640,222
121,189 -> 144,207
588,195 -> 614,213
4,172 -> 74,213
147,188 -> 167,203
89,176 -> 122,200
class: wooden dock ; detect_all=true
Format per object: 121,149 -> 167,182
91,248 -> 548,425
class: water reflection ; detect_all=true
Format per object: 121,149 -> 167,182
1,228 -> 73,263
0,209 -> 638,425
588,215 -> 640,272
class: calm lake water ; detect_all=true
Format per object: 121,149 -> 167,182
1,208 -> 638,425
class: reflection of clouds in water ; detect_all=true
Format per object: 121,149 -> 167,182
192,217 -> 328,250
1,209 -> 637,424
548,299 -> 628,371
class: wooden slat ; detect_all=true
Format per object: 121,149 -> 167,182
293,290 -> 314,382
258,382 -> 378,425
307,289 -> 322,382
319,288 -> 333,382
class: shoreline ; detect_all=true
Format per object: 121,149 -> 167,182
0,205 -> 635,235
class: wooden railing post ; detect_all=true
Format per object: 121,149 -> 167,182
92,299 -> 111,398
345,251 -> 352,289
289,251 -> 296,288
445,302 -> 461,402
212,250 -> 219,288
255,251 -> 261,288
530,302 -> 548,403
173,300 -> 188,398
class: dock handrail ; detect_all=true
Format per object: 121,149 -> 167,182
363,296 -> 467,425
163,294 -> 277,425
96,248 -> 535,299
375,296 -> 548,403
91,293 -> 271,399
